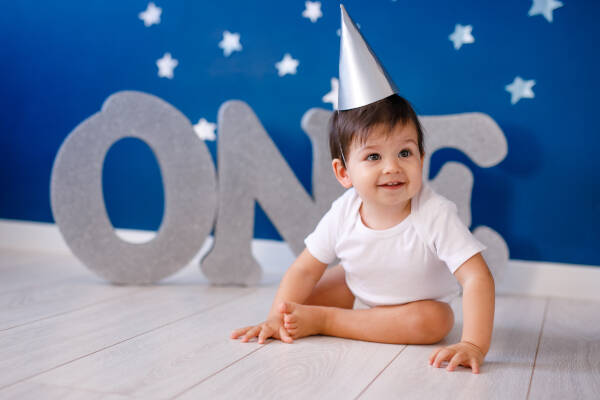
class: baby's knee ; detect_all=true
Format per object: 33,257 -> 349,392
411,301 -> 454,344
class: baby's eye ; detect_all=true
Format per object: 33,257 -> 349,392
366,153 -> 381,161
399,149 -> 412,158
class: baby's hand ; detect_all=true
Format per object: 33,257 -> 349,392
429,341 -> 485,374
230,317 -> 293,344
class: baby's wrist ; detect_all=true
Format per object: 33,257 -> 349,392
460,340 -> 486,356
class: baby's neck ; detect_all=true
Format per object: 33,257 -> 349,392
359,200 -> 411,230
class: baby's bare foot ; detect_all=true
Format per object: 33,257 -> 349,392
278,301 -> 327,340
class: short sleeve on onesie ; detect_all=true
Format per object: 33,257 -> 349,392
304,189 -> 355,264
411,185 -> 487,274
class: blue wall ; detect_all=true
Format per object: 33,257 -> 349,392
1,1 -> 598,266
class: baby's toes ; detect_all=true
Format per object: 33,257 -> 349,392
278,301 -> 291,314
286,326 -> 299,338
284,313 -> 297,324
284,321 -> 298,330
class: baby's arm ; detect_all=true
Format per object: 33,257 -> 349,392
230,248 -> 328,344
429,253 -> 495,373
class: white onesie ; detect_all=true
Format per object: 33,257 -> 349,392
304,184 -> 486,307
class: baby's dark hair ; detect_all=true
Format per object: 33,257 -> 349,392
329,94 -> 425,166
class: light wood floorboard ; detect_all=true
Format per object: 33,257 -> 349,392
1,249 -> 599,400
0,251 -> 220,331
0,251 -> 86,294
0,381 -> 132,400
0,277 -> 140,331
30,287 -> 278,399
177,336 -> 404,399
0,282 -> 255,390
528,298 -> 600,399
359,296 -> 547,399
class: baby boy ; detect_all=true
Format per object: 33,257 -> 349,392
231,5 -> 495,374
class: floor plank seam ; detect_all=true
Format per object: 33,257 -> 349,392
0,275 -> 87,296
525,297 -> 550,400
35,382 -> 130,397
170,344 -> 268,399
353,345 -> 408,400
0,288 -> 258,393
0,288 -> 146,332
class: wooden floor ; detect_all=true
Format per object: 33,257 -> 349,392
0,249 -> 598,400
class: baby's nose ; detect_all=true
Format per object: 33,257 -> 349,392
383,158 -> 401,173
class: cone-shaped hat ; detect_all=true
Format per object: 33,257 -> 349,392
338,4 -> 399,111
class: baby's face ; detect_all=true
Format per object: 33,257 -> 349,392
343,121 -> 424,211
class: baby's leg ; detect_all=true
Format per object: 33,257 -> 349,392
304,264 -> 355,309
280,264 -> 354,337
280,299 -> 454,344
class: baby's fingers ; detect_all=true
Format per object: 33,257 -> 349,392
432,348 -> 453,368
240,326 -> 261,342
470,358 -> 481,374
446,353 -> 465,372
258,326 -> 274,344
429,347 -> 444,365
231,326 -> 252,339
446,353 -> 481,374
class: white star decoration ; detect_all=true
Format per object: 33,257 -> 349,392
219,31 -> 242,57
193,118 -> 217,141
139,2 -> 162,27
505,76 -> 536,105
449,24 -> 475,50
275,53 -> 299,77
302,1 -> 323,23
322,77 -> 339,110
528,0 -> 564,23
156,53 -> 178,79
144,4 -> 546,113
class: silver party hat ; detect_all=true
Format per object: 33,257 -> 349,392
338,4 -> 399,111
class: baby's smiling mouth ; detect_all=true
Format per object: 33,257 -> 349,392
378,181 -> 406,188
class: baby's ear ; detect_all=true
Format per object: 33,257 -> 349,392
332,159 -> 353,189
